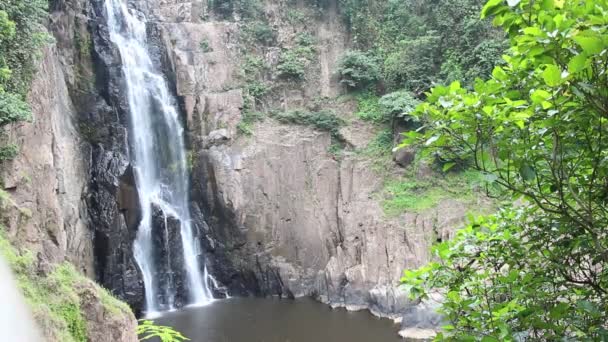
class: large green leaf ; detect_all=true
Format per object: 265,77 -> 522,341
573,33 -> 605,55
567,53 -> 588,73
542,64 -> 562,87
519,163 -> 535,181
481,0 -> 504,18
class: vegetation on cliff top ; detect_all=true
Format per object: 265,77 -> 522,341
402,0 -> 608,339
337,0 -> 506,95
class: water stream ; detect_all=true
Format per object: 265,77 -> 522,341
104,0 -> 214,315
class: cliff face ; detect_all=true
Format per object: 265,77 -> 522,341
0,0 -> 137,340
2,0 -> 486,338
144,0 -> 486,323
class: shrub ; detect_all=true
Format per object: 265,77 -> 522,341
0,0 -> 48,162
209,0 -> 262,19
0,230 -> 87,342
354,90 -> 419,125
276,44 -> 315,80
276,33 -> 316,80
354,92 -> 382,122
358,129 -> 394,170
382,170 -> 483,215
245,81 -> 268,101
336,50 -> 381,89
378,90 -> 420,123
270,109 -> 344,138
286,9 -> 307,24
295,32 -> 315,47
199,39 -> 213,52
237,110 -> 264,136
383,35 -> 441,94
245,21 -> 275,45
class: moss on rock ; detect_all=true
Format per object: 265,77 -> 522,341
0,229 -> 135,342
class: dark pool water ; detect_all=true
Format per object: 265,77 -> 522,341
154,297 -> 402,342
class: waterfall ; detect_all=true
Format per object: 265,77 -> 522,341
104,0 -> 214,315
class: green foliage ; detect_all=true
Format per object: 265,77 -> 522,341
378,90 -> 420,123
276,36 -> 316,80
246,80 -> 268,101
357,129 -> 394,170
0,230 -> 87,341
239,55 -> 269,103
208,0 -> 262,20
237,110 -> 264,136
0,143 -> 18,160
383,35 -> 441,94
286,9 -> 307,24
354,92 -> 381,122
0,0 -> 49,95
0,223 -> 135,341
199,39 -> 213,53
401,0 -> 608,339
241,55 -> 266,78
137,320 -> 189,342
244,21 -> 275,45
0,90 -> 30,125
337,0 -> 505,93
295,32 -> 316,48
382,170 -> 483,215
270,109 -> 344,139
336,50 -> 380,89
0,0 -> 48,162
355,90 -> 419,125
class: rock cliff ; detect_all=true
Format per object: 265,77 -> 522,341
141,0 -> 488,326
2,0 -> 489,339
0,0 -> 138,339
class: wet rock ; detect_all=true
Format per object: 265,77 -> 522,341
117,165 -> 141,231
150,203 -> 187,308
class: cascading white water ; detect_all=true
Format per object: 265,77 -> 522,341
104,0 -> 214,315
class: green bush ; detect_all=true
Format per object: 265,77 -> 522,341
337,0 -> 505,93
295,32 -> 315,47
336,50 -> 381,89
237,110 -> 264,136
0,0 -> 48,162
358,129 -> 394,170
239,55 -> 269,103
382,170 -> 483,215
354,90 -> 419,125
354,92 -> 382,122
401,1 -> 608,339
199,39 -> 213,52
378,90 -> 420,123
276,34 -> 316,80
383,35 -> 441,94
245,21 -> 275,45
270,109 -> 344,138
245,81 -> 268,101
209,0 -> 262,19
0,90 -> 31,125
277,47 -> 314,80
0,230 -> 87,342
286,9 -> 307,24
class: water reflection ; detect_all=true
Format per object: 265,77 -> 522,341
154,297 -> 402,342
